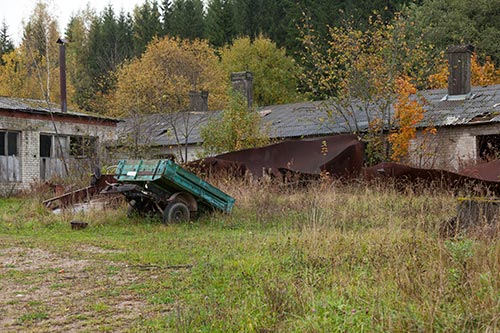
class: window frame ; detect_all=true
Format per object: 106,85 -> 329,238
0,130 -> 19,156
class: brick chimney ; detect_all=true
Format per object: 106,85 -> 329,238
447,45 -> 474,98
231,71 -> 253,108
189,90 -> 208,112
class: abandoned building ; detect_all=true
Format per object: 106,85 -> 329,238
410,45 -> 500,170
118,45 -> 500,172
0,97 -> 119,194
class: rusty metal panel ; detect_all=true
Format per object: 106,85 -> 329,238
189,134 -> 500,194
363,161 -> 500,194
187,134 -> 364,179
459,159 -> 500,182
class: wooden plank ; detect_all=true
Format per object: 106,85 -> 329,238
0,156 -> 20,182
0,158 -> 7,182
10,156 -> 20,182
7,156 -> 13,181
41,157 -> 67,181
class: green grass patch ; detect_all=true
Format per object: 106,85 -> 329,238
92,302 -> 111,312
17,311 -> 49,323
1,182 -> 500,332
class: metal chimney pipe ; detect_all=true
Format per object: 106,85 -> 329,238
56,38 -> 67,113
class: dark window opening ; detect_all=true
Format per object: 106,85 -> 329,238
0,131 -> 18,156
70,136 -> 97,158
478,134 -> 500,161
40,135 -> 52,158
0,132 -> 4,155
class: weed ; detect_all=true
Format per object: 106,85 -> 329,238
17,312 -> 48,323
49,282 -> 69,290
92,302 -> 110,312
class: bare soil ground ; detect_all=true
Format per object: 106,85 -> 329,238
0,243 -> 178,332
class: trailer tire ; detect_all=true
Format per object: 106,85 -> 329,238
126,200 -> 140,218
163,202 -> 190,224
126,205 -> 136,218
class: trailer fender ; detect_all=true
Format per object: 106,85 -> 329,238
168,192 -> 198,212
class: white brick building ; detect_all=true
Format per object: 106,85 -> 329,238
0,97 -> 119,194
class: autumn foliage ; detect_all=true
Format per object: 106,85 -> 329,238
109,37 -> 228,118
389,76 -> 426,162
429,53 -> 500,89
300,13 -> 436,164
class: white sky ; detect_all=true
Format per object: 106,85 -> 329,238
0,0 -> 147,46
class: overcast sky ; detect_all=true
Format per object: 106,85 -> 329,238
1,0 -> 147,46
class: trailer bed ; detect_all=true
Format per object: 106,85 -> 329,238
115,159 -> 235,214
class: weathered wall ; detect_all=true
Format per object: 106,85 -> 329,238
0,112 -> 117,194
109,144 -> 201,164
410,123 -> 500,171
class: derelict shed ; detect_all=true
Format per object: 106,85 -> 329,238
0,96 -> 119,194
411,84 -> 500,169
409,45 -> 500,170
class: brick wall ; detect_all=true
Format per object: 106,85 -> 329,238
410,123 -> 500,171
0,113 -> 117,195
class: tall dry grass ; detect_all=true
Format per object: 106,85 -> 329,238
206,175 -> 500,331
6,169 -> 499,331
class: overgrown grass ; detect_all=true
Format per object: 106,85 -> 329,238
1,179 -> 500,332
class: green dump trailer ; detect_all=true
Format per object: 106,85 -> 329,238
111,159 -> 235,223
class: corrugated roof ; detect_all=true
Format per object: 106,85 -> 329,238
117,111 -> 221,146
119,83 -> 500,146
418,85 -> 500,127
0,96 -> 120,122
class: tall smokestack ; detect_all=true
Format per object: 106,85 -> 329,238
57,38 -> 67,113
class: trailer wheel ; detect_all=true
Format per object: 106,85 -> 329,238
163,202 -> 190,224
127,200 -> 139,218
126,205 -> 136,218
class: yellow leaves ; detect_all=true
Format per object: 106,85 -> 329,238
471,54 -> 500,86
0,45 -> 72,106
424,126 -> 437,135
389,76 -> 426,162
428,53 -> 500,89
427,61 -> 448,89
109,36 -> 228,117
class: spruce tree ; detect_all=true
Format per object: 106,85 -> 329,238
0,21 -> 14,65
133,0 -> 162,56
160,0 -> 173,36
233,0 -> 262,40
170,0 -> 205,40
205,0 -> 235,47
65,13 -> 93,110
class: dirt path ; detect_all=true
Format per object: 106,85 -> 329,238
0,244 -> 176,332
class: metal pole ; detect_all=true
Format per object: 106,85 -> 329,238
57,38 -> 67,113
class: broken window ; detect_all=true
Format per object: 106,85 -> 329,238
478,134 -> 500,161
0,131 -> 19,156
70,136 -> 97,158
40,134 -> 68,158
40,134 -> 52,158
